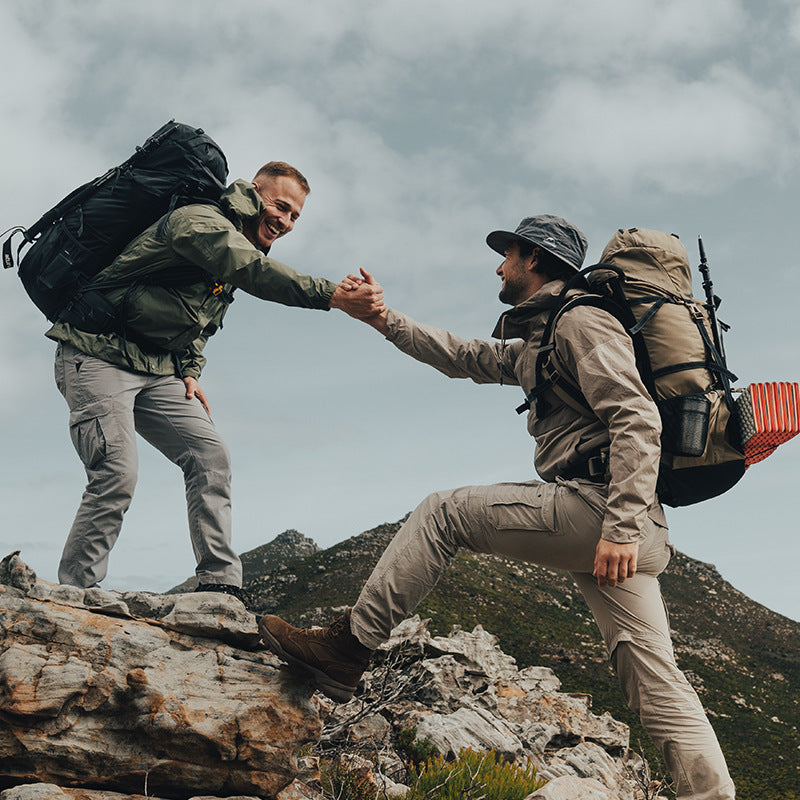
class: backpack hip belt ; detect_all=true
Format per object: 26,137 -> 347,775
558,448 -> 610,482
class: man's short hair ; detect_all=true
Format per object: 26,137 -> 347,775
252,161 -> 311,195
518,241 -> 575,282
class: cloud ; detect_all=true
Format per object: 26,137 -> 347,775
511,64 -> 794,194
1,0 -> 798,619
328,0 -> 746,72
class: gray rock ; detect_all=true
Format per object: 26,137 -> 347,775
495,689 -> 630,752
416,654 -> 471,707
27,581 -> 86,605
528,774 -> 619,800
517,665 -> 561,694
159,591 -> 261,648
427,623 -> 519,682
0,786 -> 67,800
415,704 -> 524,760
118,590 -> 180,618
0,555 -> 655,800
275,780 -> 326,800
346,712 -> 393,744
0,552 -> 37,593
84,587 -> 131,617
0,561 -> 321,799
539,742 -> 634,800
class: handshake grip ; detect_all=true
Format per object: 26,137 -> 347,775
332,268 -> 386,320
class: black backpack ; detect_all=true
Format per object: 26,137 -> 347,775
2,120 -> 229,323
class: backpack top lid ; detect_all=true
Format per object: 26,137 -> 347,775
599,227 -> 693,298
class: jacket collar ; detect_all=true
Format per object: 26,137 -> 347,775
491,279 -> 570,340
220,179 -> 272,254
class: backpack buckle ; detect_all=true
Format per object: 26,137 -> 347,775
586,450 -> 609,480
686,301 -> 704,320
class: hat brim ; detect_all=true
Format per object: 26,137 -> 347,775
486,229 -> 579,272
486,230 -> 527,256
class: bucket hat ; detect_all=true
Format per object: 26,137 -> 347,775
486,215 -> 587,273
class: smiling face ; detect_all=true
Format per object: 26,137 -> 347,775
247,174 -> 308,249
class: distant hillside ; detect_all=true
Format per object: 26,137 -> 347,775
169,529 -> 319,593
241,520 -> 800,800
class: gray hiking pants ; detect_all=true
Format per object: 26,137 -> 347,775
350,479 -> 735,800
55,342 -> 242,588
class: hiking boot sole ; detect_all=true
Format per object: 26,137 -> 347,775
258,617 -> 358,703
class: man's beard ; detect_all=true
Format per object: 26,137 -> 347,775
499,279 -> 525,306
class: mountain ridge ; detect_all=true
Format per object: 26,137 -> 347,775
236,519 -> 800,800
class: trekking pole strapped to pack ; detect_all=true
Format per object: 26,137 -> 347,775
696,234 -> 737,410
2,120 -> 229,323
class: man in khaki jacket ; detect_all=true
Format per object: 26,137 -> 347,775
259,215 -> 735,800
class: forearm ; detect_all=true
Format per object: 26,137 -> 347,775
359,310 -> 389,336
381,308 -> 515,385
170,210 -> 336,310
178,338 -> 209,380
214,249 -> 337,309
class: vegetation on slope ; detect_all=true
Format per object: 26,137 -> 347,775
244,522 -> 800,800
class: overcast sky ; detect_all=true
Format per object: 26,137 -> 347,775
1,0 -> 798,621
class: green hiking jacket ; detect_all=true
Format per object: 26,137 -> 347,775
45,180 -> 337,378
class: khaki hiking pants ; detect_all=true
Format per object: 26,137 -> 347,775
55,342 -> 242,588
351,479 -> 735,800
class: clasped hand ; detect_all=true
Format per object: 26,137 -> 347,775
330,267 -> 385,320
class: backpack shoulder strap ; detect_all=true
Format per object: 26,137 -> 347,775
517,292 -> 621,417
516,264 -> 655,418
534,318 -> 596,418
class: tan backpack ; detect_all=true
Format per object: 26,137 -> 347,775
522,227 -> 745,507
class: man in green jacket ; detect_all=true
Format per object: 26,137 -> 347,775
47,161 -> 383,596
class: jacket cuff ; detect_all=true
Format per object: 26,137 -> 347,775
319,281 -> 336,309
384,308 -> 406,340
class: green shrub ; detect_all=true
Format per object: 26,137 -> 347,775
407,748 -> 544,800
320,756 -> 376,800
396,726 -> 439,767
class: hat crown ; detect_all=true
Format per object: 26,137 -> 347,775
487,214 -> 587,272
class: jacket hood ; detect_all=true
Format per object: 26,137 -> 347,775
220,179 -> 266,228
491,279 -> 570,340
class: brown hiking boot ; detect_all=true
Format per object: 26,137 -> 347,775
258,610 -> 374,702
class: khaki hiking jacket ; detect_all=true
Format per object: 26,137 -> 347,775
384,280 -> 666,543
46,180 -> 338,379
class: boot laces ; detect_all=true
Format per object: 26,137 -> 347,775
326,613 -> 348,640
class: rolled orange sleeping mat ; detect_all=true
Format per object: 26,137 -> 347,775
736,382 -> 800,467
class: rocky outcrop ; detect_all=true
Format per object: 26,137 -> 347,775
0,553 -> 320,799
0,553 -> 659,799
318,616 -> 658,800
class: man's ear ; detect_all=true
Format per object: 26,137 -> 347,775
525,247 -> 540,274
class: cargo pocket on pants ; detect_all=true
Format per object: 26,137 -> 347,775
69,398 -> 112,469
485,482 -> 559,534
